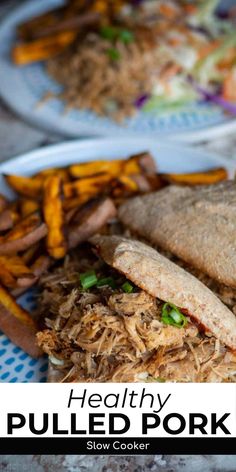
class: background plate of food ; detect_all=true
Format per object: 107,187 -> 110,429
0,0 -> 236,141
0,136 -> 235,383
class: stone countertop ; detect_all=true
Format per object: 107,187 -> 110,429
1,0 -> 236,163
0,2 -> 236,472
1,454 -> 236,472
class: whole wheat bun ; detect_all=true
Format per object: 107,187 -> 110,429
91,235 -> 236,350
118,182 -> 236,288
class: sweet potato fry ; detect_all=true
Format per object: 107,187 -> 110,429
125,152 -> 156,175
0,256 -> 32,289
16,273 -> 38,288
161,168 -> 228,186
0,194 -> 8,213
68,197 -> 116,249
12,31 -> 77,65
69,159 -> 137,178
11,255 -> 51,298
31,12 -> 100,39
20,199 -> 40,217
131,174 -> 155,192
1,255 -> 31,277
112,175 -> 139,198
0,284 -> 42,358
69,153 -> 157,179
31,255 -> 51,277
147,173 -> 166,191
17,4 -> 100,39
0,284 -> 35,327
0,265 -> 16,289
36,167 -> 70,182
112,173 -> 159,199
0,213 -> 47,255
21,243 -> 40,265
2,212 -> 41,243
43,175 -> 66,259
0,224 -> 47,255
131,152 -> 157,175
0,205 -> 20,232
4,174 -> 43,199
63,194 -> 95,212
119,175 -> 140,191
17,7 -> 66,40
63,173 -> 113,198
64,195 -> 97,224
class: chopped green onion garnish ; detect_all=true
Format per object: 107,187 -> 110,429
146,376 -> 166,383
119,29 -> 134,44
100,25 -> 118,41
152,377 -> 166,383
106,47 -> 121,61
100,26 -> 134,45
161,303 -> 187,328
97,277 -> 116,289
122,281 -> 134,293
80,270 -> 98,290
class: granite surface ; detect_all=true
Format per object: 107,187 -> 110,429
0,1 -> 236,471
1,454 -> 236,472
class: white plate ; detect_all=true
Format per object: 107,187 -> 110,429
0,137 -> 234,383
1,0 -> 236,142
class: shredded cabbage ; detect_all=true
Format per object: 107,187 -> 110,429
144,76 -> 196,113
194,32 -> 236,84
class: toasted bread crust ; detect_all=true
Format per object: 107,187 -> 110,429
91,235 -> 236,350
118,182 -> 236,287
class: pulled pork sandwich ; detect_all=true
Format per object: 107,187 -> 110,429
118,181 -> 236,313
37,236 -> 236,383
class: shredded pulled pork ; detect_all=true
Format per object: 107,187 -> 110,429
36,252 -> 236,383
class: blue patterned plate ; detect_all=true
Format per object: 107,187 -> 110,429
0,137 -> 234,382
0,0 -> 236,142
0,289 -> 48,383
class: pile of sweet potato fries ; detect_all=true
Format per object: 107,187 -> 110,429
12,0 -> 130,65
0,153 -> 227,358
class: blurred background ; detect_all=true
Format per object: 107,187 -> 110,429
0,0 -> 236,160
0,2 -> 236,472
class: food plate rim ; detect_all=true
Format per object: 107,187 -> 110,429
0,137 -> 235,175
0,136 -> 235,383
